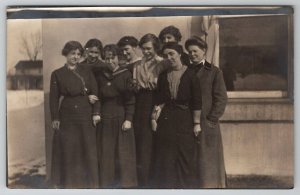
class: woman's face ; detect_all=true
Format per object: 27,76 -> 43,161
66,49 -> 82,66
163,48 -> 181,68
121,45 -> 136,62
162,33 -> 177,44
86,46 -> 101,62
104,51 -> 119,70
187,45 -> 206,64
141,41 -> 156,61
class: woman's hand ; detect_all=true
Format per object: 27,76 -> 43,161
151,119 -> 158,132
52,120 -> 60,130
93,115 -> 101,126
193,123 -> 202,137
88,95 -> 99,104
151,104 -> 164,121
122,120 -> 132,131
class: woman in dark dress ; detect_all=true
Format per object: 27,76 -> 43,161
151,42 -> 202,188
185,36 -> 227,188
50,41 -> 101,188
95,44 -> 137,188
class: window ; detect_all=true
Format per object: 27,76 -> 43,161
219,15 -> 292,98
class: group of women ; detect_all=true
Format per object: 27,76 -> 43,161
49,25 -> 228,189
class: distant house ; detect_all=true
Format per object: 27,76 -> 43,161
7,60 -> 43,90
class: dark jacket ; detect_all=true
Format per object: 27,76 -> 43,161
191,60 -> 228,188
95,67 -> 135,121
50,65 -> 100,121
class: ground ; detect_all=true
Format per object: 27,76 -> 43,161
6,90 -> 293,189
7,90 -> 46,188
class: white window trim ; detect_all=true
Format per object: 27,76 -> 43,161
227,91 -> 288,99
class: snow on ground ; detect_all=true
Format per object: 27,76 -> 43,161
7,90 -> 44,111
7,90 -> 46,187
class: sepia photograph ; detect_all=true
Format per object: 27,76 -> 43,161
6,6 -> 294,189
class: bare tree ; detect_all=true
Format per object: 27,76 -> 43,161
19,30 -> 42,61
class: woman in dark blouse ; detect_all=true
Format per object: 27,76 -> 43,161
151,42 -> 202,188
95,44 -> 137,188
49,41 -> 101,188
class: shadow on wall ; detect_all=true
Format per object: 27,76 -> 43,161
44,92 -> 52,184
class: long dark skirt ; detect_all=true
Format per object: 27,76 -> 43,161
133,89 -> 155,187
97,100 -> 137,188
51,97 -> 99,188
51,121 -> 99,188
152,103 -> 197,189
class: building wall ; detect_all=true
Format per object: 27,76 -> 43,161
16,67 -> 42,75
221,100 -> 293,176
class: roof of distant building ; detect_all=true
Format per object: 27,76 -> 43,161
15,60 -> 42,69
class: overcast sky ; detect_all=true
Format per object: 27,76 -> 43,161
7,19 -> 42,72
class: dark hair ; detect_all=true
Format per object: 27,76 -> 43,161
161,42 -> 183,55
84,38 -> 103,50
61,41 -> 84,56
159,25 -> 182,42
117,36 -> 139,48
185,36 -> 208,51
139,33 -> 161,53
103,44 -> 122,57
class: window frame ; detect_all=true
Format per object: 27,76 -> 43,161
217,14 -> 293,100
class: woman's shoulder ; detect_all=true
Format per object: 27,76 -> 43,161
204,61 -> 222,72
113,67 -> 132,78
51,66 -> 66,75
185,67 -> 197,76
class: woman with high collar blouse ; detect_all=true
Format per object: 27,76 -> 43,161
132,33 -> 167,188
50,41 -> 101,188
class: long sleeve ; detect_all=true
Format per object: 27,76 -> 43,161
191,74 -> 202,111
124,76 -> 135,121
207,69 -> 228,122
154,73 -> 167,106
92,60 -> 113,72
49,71 -> 60,121
89,70 -> 101,115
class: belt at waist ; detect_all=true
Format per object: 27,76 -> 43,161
166,100 -> 189,110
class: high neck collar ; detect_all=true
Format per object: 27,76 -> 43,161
192,59 -> 205,67
65,64 -> 77,70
